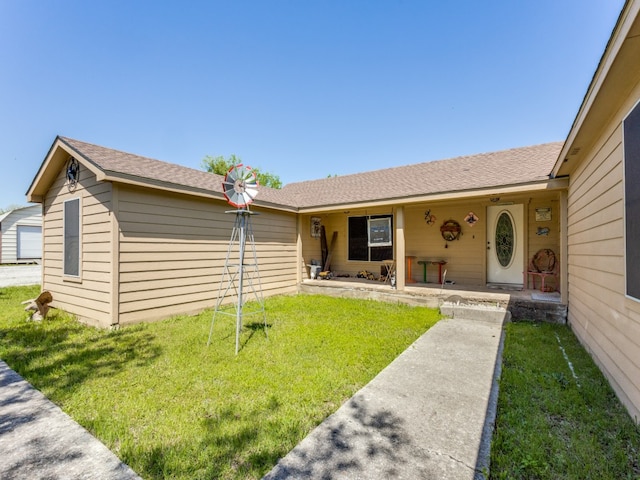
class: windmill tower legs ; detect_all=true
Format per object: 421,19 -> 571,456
208,209 -> 267,354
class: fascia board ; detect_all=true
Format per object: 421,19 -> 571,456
297,179 -> 567,214
99,172 -> 299,213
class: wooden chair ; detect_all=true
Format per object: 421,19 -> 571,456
527,249 -> 558,292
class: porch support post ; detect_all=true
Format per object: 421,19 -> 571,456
395,206 -> 406,291
296,214 -> 303,285
559,190 -> 568,304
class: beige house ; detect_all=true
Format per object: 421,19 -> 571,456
551,0 -> 640,421
285,142 -> 566,295
28,136 -> 565,330
27,137 -> 300,327
22,0 -> 640,426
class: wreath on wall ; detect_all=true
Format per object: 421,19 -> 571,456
530,248 -> 556,273
440,219 -> 462,242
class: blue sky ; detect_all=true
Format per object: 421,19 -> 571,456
0,0 -> 625,210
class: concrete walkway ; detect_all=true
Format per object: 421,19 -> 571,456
264,307 -> 507,480
0,304 -> 506,480
0,265 -> 41,287
0,361 -> 141,480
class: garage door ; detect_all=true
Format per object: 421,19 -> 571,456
17,225 -> 42,260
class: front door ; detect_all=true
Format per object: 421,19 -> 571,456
487,204 -> 524,286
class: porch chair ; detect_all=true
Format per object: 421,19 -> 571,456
527,248 -> 559,292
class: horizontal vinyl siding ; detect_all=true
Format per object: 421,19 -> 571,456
567,121 -> 640,421
405,203 -> 485,285
526,193 -> 561,289
300,193 -> 560,286
302,208 -> 395,280
42,164 -> 113,327
0,205 -> 42,263
116,186 -> 297,325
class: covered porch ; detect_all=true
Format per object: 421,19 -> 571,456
299,276 -> 568,323
298,183 -> 568,307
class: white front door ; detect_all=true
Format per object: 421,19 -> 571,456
487,204 -> 524,285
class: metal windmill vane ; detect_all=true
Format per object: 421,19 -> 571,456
208,164 -> 267,354
221,164 -> 259,208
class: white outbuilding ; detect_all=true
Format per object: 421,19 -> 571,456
0,205 -> 42,264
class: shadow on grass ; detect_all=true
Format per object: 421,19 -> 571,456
0,314 -> 162,400
131,389 -> 426,480
213,320 -> 271,354
238,321 -> 270,352
130,394 -> 296,479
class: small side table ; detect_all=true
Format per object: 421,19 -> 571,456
405,256 -> 416,283
432,260 -> 447,284
417,260 -> 448,284
381,259 -> 396,285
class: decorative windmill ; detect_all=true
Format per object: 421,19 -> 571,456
207,164 -> 267,354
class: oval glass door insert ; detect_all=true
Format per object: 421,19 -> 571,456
495,212 -> 515,267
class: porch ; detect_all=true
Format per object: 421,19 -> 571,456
299,277 -> 567,324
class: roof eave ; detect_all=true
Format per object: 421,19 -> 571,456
26,136 -> 63,203
100,171 -> 299,213
298,178 -> 567,214
553,0 -> 640,177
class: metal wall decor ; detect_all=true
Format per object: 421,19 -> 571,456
464,211 -> 479,227
424,209 -> 436,225
311,217 -> 322,237
440,219 -> 462,242
66,157 -> 79,192
535,207 -> 552,222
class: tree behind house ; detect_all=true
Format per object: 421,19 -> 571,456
201,155 -> 282,189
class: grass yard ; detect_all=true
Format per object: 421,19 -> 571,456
0,285 -> 439,480
491,321 -> 640,479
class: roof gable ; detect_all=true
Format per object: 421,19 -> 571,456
27,137 -> 295,210
0,205 -> 41,224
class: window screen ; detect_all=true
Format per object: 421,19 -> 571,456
348,215 -> 393,261
624,101 -> 640,300
64,198 -> 80,276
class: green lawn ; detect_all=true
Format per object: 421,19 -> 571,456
0,285 -> 439,480
491,321 -> 640,479
3,285 -> 639,479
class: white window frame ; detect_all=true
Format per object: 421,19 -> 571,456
367,217 -> 392,247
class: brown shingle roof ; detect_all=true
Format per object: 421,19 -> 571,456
281,142 -> 563,208
57,137 -> 562,210
59,137 -> 292,208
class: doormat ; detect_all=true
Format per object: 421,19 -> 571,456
487,283 -> 523,291
531,292 -> 561,302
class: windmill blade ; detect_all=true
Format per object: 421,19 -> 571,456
222,164 -> 259,208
